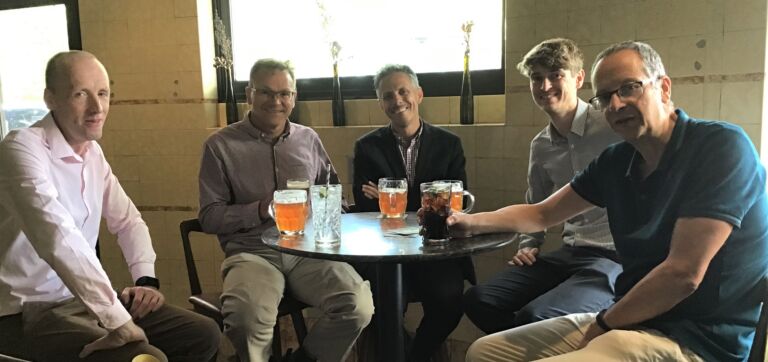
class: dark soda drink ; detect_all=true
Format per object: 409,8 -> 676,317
420,182 -> 452,243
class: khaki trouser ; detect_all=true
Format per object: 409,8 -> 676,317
466,312 -> 704,362
0,298 -> 220,362
221,251 -> 374,362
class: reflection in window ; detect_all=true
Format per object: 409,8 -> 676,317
0,5 -> 69,137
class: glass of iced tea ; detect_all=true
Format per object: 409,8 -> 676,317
268,189 -> 308,235
438,180 -> 475,213
378,177 -> 407,218
419,181 -> 453,244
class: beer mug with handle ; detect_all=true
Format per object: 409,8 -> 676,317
438,180 -> 475,213
268,189 -> 308,235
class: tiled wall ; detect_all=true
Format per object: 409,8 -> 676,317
85,0 -> 767,358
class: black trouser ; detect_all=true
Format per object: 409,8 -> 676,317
463,245 -> 622,334
0,298 -> 221,362
355,259 -> 465,362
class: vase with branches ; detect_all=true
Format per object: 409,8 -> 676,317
460,20 -> 474,125
317,0 -> 346,126
213,11 -> 238,125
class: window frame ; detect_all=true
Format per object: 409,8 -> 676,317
213,0 -> 505,102
0,0 -> 82,50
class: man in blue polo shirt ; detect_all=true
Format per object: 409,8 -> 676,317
453,41 -> 767,362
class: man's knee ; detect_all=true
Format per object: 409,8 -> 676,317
513,303 -> 551,326
463,287 -> 504,333
325,281 -> 374,329
186,315 -> 222,356
221,293 -> 279,341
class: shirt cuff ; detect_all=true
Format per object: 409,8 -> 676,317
130,262 -> 155,282
98,299 -> 133,331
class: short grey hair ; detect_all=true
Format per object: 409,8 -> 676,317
373,64 -> 420,97
249,58 -> 296,88
590,41 -> 666,85
45,50 -> 98,91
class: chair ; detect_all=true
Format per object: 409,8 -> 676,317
748,276 -> 768,362
180,219 -> 308,361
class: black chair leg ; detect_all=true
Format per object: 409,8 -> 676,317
292,311 -> 308,344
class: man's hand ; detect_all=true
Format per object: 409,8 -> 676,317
577,321 -> 607,349
446,212 -> 474,238
508,247 -> 539,266
362,181 -> 379,199
121,286 -> 165,320
79,319 -> 147,358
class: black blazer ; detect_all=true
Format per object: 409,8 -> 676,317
352,121 -> 475,283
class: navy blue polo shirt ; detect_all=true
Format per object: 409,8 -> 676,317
571,109 -> 768,361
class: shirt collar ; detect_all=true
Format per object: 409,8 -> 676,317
624,108 -> 688,178
243,111 -> 292,142
42,112 -> 87,161
390,119 -> 424,144
546,99 -> 589,143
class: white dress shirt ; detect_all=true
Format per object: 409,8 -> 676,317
0,113 -> 155,330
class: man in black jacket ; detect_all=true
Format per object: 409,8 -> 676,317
352,64 -> 471,361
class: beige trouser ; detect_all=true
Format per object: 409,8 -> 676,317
465,313 -> 704,362
221,251 -> 374,362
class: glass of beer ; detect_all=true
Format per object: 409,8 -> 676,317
268,189 -> 308,235
378,177 -> 407,218
438,180 -> 475,213
419,181 -> 453,244
286,178 -> 310,191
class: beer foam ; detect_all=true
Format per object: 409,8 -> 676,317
380,187 -> 407,194
274,189 -> 307,203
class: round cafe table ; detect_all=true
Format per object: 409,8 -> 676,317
262,212 -> 517,362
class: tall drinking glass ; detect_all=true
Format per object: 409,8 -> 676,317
419,181 -> 453,244
268,189 -> 307,235
310,184 -> 342,246
378,177 -> 408,218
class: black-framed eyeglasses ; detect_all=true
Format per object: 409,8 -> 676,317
588,79 -> 655,111
250,87 -> 296,101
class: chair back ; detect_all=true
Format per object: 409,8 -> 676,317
180,218 -> 204,296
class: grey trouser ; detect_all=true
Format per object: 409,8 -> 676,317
221,251 -> 374,362
465,312 -> 703,362
0,298 -> 220,362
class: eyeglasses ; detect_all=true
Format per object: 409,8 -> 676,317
251,88 -> 296,101
588,79 -> 655,111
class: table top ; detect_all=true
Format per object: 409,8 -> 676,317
261,212 -> 517,263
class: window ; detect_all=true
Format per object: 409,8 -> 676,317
0,0 -> 80,138
215,0 -> 504,101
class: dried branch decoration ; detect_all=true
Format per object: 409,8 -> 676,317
316,0 -> 342,64
461,20 -> 474,56
213,10 -> 233,70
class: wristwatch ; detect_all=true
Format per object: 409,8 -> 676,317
135,276 -> 160,290
595,309 -> 612,331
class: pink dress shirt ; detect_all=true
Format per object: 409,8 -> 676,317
0,113 -> 155,330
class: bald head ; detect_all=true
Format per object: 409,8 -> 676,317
45,51 -> 104,93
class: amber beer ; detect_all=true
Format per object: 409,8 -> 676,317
378,178 -> 408,218
269,189 -> 308,235
441,180 -> 475,213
